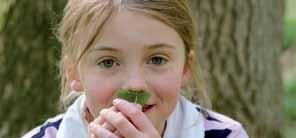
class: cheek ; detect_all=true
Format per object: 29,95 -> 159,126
149,68 -> 183,100
146,68 -> 184,126
81,72 -> 118,115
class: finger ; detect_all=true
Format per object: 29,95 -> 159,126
89,133 -> 95,138
112,112 -> 127,138
113,99 -> 153,132
102,122 -> 116,132
93,106 -> 118,131
100,108 -> 141,138
93,116 -> 105,125
102,106 -> 118,132
109,106 -> 119,112
87,128 -> 96,138
114,130 -> 123,138
89,123 -> 118,138
101,110 -> 128,133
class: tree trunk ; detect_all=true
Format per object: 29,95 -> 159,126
190,0 -> 284,138
0,1 -> 66,137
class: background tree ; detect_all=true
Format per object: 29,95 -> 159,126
0,0 -> 66,137
0,0 -> 284,138
190,0 -> 284,138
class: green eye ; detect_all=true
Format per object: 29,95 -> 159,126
117,89 -> 150,106
97,59 -> 118,68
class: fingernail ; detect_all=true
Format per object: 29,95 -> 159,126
113,98 -> 121,105
100,109 -> 108,115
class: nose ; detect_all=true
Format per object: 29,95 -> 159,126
121,69 -> 148,92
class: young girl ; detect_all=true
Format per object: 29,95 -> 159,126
23,0 -> 249,138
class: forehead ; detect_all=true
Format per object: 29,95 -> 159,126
91,9 -> 185,50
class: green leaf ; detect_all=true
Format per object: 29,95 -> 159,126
116,89 -> 150,106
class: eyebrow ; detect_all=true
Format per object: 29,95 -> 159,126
89,43 -> 176,52
89,46 -> 119,52
146,43 -> 176,50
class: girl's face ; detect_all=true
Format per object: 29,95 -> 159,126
77,9 -> 190,132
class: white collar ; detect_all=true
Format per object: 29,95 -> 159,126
56,94 -> 88,138
56,95 -> 204,138
163,96 -> 204,138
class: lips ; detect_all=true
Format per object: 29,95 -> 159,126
142,104 -> 155,112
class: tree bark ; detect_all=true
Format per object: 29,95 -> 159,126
190,0 -> 284,138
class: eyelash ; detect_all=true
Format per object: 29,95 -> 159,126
97,57 -> 119,69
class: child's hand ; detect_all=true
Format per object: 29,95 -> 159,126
88,99 -> 161,138
88,106 -> 122,138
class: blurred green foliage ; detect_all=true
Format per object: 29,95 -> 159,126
284,80 -> 296,120
283,0 -> 296,137
284,79 -> 296,138
284,19 -> 296,49
284,0 -> 296,49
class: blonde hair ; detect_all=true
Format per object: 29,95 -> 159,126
57,0 -> 210,109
